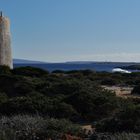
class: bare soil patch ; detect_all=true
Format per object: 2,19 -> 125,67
102,86 -> 140,98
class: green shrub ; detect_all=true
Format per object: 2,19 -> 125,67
101,78 -> 117,85
0,115 -> 82,140
132,84 -> 140,94
65,88 -> 117,121
96,105 -> 140,133
0,65 -> 11,75
12,66 -> 49,77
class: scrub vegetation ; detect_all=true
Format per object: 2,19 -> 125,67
0,66 -> 140,139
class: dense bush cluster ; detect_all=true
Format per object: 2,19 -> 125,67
132,84 -> 140,95
0,66 -> 139,139
0,66 -> 120,122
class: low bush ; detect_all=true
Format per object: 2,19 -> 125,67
132,84 -> 140,95
0,115 -> 82,140
95,105 -> 140,133
12,66 -> 49,77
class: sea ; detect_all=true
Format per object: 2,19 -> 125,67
13,62 -> 140,72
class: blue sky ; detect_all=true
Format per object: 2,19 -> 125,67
1,0 -> 140,62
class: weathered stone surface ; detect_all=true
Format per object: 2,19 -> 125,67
0,15 -> 13,68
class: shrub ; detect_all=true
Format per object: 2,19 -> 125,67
65,88 -> 117,121
0,65 -> 11,74
101,78 -> 117,85
132,84 -> 140,95
12,66 -> 49,77
0,75 -> 35,97
96,105 -> 140,133
0,115 -> 82,140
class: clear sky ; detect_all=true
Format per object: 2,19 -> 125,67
1,0 -> 140,62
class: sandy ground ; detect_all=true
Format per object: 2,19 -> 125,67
102,86 -> 140,98
82,125 -> 95,137
82,125 -> 93,131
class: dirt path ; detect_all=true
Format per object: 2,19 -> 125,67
102,86 -> 140,98
82,125 -> 93,131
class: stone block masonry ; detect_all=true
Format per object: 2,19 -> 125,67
0,12 -> 13,69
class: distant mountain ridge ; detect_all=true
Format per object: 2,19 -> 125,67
13,59 -> 140,64
13,59 -> 47,64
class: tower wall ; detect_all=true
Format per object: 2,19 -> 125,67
0,15 -> 13,69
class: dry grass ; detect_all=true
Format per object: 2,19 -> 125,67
0,115 -> 82,140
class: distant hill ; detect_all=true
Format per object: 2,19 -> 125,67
13,59 -> 46,64
13,59 -> 140,65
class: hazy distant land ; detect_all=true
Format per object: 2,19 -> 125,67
13,59 -> 140,72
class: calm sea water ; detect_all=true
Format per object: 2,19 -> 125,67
13,62 -> 138,72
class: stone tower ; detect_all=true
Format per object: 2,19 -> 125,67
0,12 -> 12,69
